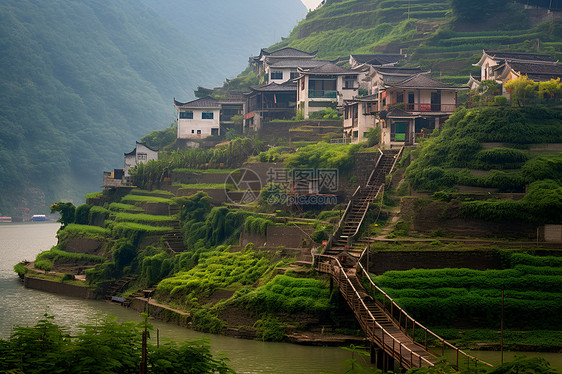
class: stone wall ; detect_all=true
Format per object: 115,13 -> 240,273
368,250 -> 503,274
401,197 -> 537,239
24,276 -> 96,299
63,237 -> 106,256
258,120 -> 342,142
240,225 -> 315,249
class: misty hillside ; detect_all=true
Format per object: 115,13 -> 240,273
0,0 -> 305,215
141,0 -> 307,79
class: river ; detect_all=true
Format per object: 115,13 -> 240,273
1,222 -> 560,373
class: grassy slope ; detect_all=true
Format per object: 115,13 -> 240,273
267,0 -> 562,83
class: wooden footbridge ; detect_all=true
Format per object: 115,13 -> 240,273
316,148 -> 493,371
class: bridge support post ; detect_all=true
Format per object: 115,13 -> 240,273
372,347 -> 394,371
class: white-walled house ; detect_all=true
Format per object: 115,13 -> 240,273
104,141 -> 158,187
250,47 -> 318,83
472,50 -> 558,82
344,74 -> 465,146
296,62 -> 359,118
124,142 -> 158,177
174,97 -> 221,139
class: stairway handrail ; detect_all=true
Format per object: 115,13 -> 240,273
349,184 -> 384,239
326,185 -> 360,250
386,147 -> 404,186
356,248 -> 493,368
366,148 -> 384,186
316,254 -> 434,369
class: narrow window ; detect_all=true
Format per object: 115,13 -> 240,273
270,71 -> 283,80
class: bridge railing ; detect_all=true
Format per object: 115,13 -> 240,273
316,255 -> 435,369
355,248 -> 493,370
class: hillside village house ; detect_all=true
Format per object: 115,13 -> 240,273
344,73 -> 464,146
250,47 -> 318,84
243,81 -> 297,132
349,53 -> 404,69
296,62 -> 359,118
103,142 -> 158,187
469,50 -> 560,90
174,96 -> 245,139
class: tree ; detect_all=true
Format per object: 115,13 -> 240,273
50,201 -> 76,228
505,76 -> 538,106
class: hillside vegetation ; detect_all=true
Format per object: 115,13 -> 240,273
0,0 -> 305,216
268,0 -> 562,83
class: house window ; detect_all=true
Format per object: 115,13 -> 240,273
211,128 -> 219,136
202,112 -> 214,119
197,130 -> 201,135
179,111 -> 193,119
396,93 -> 404,103
270,71 -> 283,80
353,131 -> 358,138
290,72 -> 299,80
408,93 -> 415,103
344,76 -> 356,89
137,153 -> 147,161
191,130 -> 195,133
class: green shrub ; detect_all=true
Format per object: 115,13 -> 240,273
74,204 -> 91,225
285,142 -> 361,172
61,273 -> 75,281
237,274 -> 331,314
13,262 -> 28,277
254,317 -> 286,342
365,127 -> 381,147
34,260 -> 52,272
191,309 -> 224,334
60,224 -> 110,238
475,148 -> 528,167
494,95 -> 508,105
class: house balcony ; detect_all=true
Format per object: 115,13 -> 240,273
404,103 -> 457,113
309,90 -> 337,99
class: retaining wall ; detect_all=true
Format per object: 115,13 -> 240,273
24,276 -> 96,299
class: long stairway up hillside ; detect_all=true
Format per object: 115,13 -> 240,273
316,257 -> 437,370
328,149 -> 401,258
315,253 -> 492,371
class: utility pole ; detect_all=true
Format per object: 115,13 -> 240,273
500,289 -> 504,365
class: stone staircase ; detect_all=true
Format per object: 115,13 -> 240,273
335,149 -> 401,246
163,205 -> 186,253
105,274 -> 137,299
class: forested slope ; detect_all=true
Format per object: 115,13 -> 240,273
0,0 -> 305,216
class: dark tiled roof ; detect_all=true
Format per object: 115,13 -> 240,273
125,142 -> 157,156
485,50 -> 557,63
269,59 -> 330,69
507,61 -> 562,77
174,96 -> 220,109
351,54 -> 404,65
249,82 -> 297,92
376,67 -> 429,75
388,74 -> 463,90
262,47 -> 317,58
386,107 -> 416,118
300,62 -> 358,75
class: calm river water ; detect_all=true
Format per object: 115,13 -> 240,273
1,222 -> 560,373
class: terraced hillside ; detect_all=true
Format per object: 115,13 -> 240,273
268,0 -> 562,84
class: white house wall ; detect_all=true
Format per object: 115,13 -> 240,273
177,108 -> 220,139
